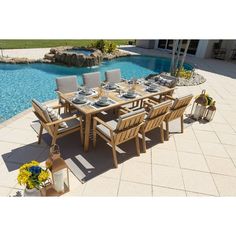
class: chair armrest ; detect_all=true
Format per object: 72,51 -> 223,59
165,95 -> 176,100
93,116 -> 114,131
46,114 -> 80,126
144,99 -> 159,106
51,104 -> 64,109
118,107 -> 133,115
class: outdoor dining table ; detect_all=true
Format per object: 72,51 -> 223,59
59,81 -> 175,152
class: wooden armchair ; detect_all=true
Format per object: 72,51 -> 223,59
148,94 -> 193,140
93,109 -> 146,168
32,99 -> 83,146
141,100 -> 172,152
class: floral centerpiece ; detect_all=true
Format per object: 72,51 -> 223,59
17,161 -> 50,192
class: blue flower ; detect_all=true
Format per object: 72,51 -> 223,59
29,166 -> 42,175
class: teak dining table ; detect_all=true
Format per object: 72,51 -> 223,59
59,81 -> 175,152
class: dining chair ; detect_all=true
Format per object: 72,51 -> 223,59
105,69 -> 122,83
32,99 -> 83,146
55,75 -> 79,113
93,109 -> 146,168
141,100 -> 172,152
149,94 -> 193,140
82,72 -> 101,88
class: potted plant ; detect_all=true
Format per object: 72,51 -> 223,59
17,160 -> 50,197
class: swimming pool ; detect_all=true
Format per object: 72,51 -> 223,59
0,55 -> 193,122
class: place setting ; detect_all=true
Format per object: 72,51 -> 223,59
91,95 -> 116,108
78,86 -> 98,96
72,93 -> 90,105
103,82 -> 119,91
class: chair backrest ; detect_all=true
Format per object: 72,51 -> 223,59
166,94 -> 193,121
55,76 -> 78,93
105,69 -> 122,83
114,109 -> 145,145
144,100 -> 172,132
82,72 -> 101,88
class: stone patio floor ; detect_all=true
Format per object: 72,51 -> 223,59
1,47 -> 236,196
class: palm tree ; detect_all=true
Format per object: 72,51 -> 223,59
176,40 -> 191,78
170,40 -> 179,75
174,40 -> 182,75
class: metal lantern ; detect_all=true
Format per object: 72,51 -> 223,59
191,90 -> 208,120
204,101 -> 216,122
41,145 -> 70,196
51,157 -> 70,194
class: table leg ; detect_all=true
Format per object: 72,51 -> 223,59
84,113 -> 92,152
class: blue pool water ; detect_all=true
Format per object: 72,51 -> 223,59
65,49 -> 93,56
0,55 -> 193,122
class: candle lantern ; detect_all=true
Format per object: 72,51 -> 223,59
191,90 -> 208,120
41,145 -> 70,196
50,157 -> 70,194
204,101 -> 216,122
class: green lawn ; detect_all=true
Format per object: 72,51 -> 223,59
0,40 -> 132,49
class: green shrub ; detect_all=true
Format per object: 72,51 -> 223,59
105,41 -> 117,53
90,40 -> 117,53
175,67 -> 192,79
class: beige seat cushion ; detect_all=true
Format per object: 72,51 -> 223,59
96,120 -> 118,138
58,113 -> 81,133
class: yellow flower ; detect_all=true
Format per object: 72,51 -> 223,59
27,180 -> 35,189
38,170 -> 49,182
17,169 -> 32,185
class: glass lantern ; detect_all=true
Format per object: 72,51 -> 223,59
42,145 -> 70,196
51,157 -> 70,194
204,101 -> 216,122
191,90 -> 208,120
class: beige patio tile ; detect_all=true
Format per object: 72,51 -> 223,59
121,161 -> 152,185
192,122 -> 213,132
2,128 -> 39,145
83,176 -> 119,196
206,156 -> 236,176
127,149 -> 151,164
224,145 -> 236,159
7,118 -> 34,130
100,163 -> 123,179
216,133 -> 236,146
0,127 -> 14,139
152,165 -> 185,190
194,130 -> 220,144
210,123 -> 235,134
155,136 -> 176,151
64,172 -> 86,196
199,142 -> 229,158
118,181 -> 152,196
212,174 -> 236,196
175,139 -> 202,154
186,191 -> 213,197
178,152 -> 209,172
0,186 -> 12,196
153,186 -> 186,197
152,149 -> 179,167
182,169 -> 219,196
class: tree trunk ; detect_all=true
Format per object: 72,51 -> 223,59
174,40 -> 182,76
170,40 -> 179,76
180,40 -> 191,69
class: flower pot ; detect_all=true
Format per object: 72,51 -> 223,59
24,188 -> 41,197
